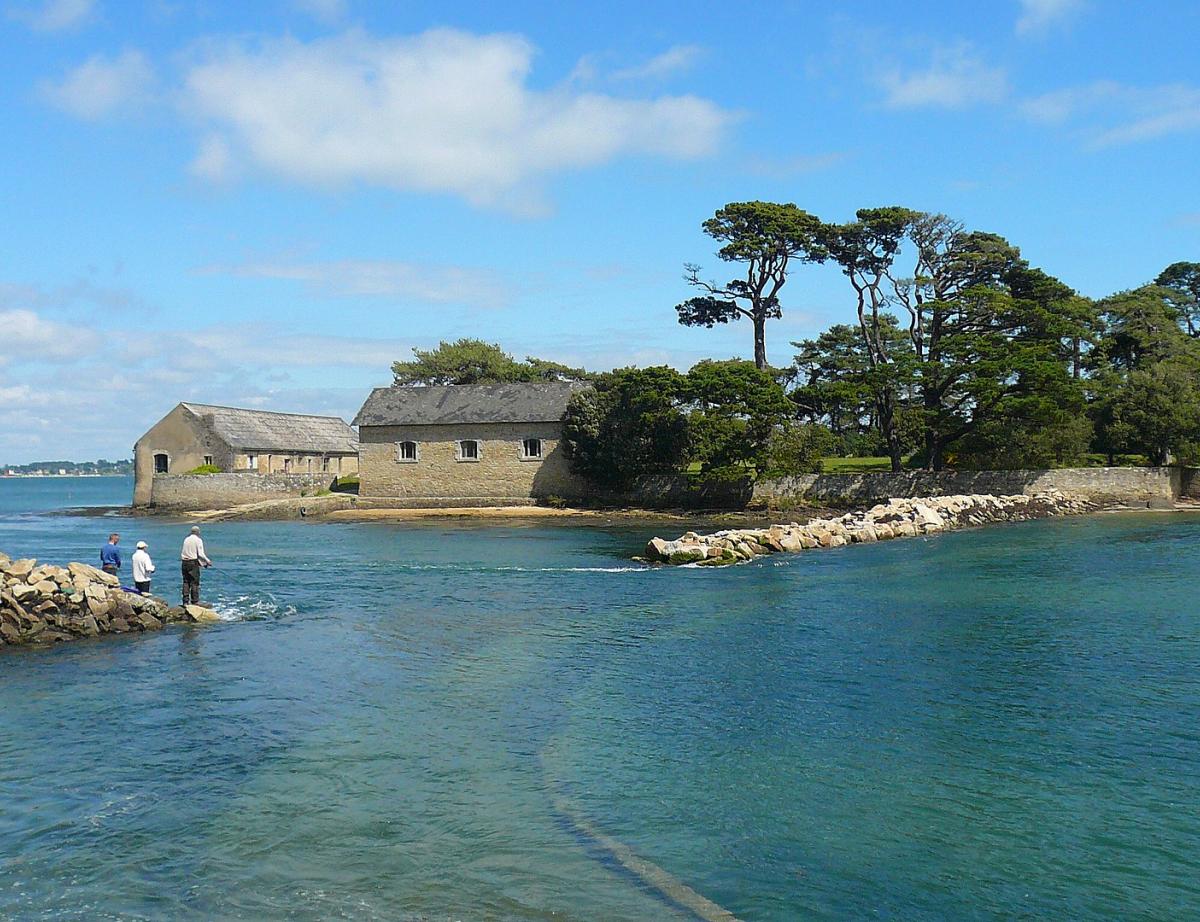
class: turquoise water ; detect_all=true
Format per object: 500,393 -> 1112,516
2,478 -> 1199,920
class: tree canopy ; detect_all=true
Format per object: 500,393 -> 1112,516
676,201 -> 826,369
392,339 -> 591,386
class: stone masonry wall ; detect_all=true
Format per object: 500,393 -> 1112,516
148,472 -> 340,510
358,422 -> 588,502
751,466 -> 1182,507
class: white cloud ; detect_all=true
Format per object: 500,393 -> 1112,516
880,43 -> 1007,109
181,29 -> 733,209
0,309 -> 98,362
1022,80 -> 1200,146
613,44 -> 703,81
10,0 -> 95,32
41,50 -> 154,119
189,134 -> 232,181
200,259 -> 510,307
1016,0 -> 1085,37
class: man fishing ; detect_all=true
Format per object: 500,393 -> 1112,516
180,526 -> 212,606
100,533 -> 121,577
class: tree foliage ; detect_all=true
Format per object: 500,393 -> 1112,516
1088,286 -> 1200,464
1156,261 -> 1200,337
684,359 -> 794,478
561,367 -> 690,488
392,339 -> 591,386
677,201 -> 826,369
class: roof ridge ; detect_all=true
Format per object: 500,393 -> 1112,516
181,402 -> 352,422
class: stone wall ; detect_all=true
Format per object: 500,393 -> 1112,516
147,472 -> 340,510
751,466 -> 1182,507
358,422 -> 588,502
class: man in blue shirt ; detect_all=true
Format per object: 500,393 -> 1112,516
100,533 -> 121,576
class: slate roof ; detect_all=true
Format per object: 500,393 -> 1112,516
352,383 -> 588,427
181,403 -> 359,453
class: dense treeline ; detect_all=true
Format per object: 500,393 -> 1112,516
679,201 -> 1200,472
392,208 -> 1200,481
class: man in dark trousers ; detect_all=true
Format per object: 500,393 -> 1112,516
100,533 -> 121,577
179,526 -> 212,605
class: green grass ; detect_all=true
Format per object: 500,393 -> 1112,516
819,456 -> 898,473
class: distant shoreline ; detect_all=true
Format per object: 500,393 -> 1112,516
0,474 -> 130,479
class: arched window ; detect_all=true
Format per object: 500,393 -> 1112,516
396,441 -> 419,463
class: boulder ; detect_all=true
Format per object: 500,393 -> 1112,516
12,584 -> 39,602
668,545 -> 708,565
644,537 -> 673,562
184,604 -> 222,624
7,559 -> 36,580
68,562 -> 117,587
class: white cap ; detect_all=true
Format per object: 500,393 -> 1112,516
136,541 -> 148,549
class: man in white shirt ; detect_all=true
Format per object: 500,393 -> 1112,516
131,541 -> 156,594
180,526 -> 212,605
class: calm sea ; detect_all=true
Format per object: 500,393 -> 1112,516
1,477 -> 1199,920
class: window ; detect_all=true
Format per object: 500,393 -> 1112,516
203,455 -> 213,467
395,441 -> 419,463
520,438 -> 543,460
247,454 -> 258,471
457,439 -> 480,462
322,457 -> 331,473
153,453 -> 168,474
283,457 -> 292,473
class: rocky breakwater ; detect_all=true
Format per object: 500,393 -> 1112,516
644,492 -> 1094,566
0,551 -> 221,647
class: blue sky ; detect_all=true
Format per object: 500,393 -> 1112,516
1,0 -> 1197,462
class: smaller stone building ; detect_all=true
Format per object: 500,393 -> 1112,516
133,403 -> 359,506
353,383 -> 589,505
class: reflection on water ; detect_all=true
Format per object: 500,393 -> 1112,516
2,479 -> 1200,920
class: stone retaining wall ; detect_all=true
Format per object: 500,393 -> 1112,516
148,472 -> 339,510
751,466 -> 1181,508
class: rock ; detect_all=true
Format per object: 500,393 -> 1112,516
32,580 -> 57,595
644,537 -> 673,562
68,562 -> 117,587
184,604 -> 221,624
12,584 -> 39,602
668,545 -> 708,565
86,595 -> 112,618
79,615 -> 100,636
136,612 -> 163,631
6,559 -> 36,580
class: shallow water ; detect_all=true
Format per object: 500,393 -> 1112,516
2,478 -> 1199,920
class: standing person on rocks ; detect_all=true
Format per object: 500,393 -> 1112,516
131,541 -> 156,594
100,533 -> 122,577
180,526 -> 212,606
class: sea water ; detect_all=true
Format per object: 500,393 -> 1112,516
1,477 -> 1199,920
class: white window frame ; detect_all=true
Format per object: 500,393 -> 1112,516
203,454 -> 214,467
395,441 -> 420,463
519,437 -> 543,461
246,453 -> 258,471
456,439 -> 480,462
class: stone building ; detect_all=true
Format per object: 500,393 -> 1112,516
352,383 -> 589,505
133,403 -> 359,506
